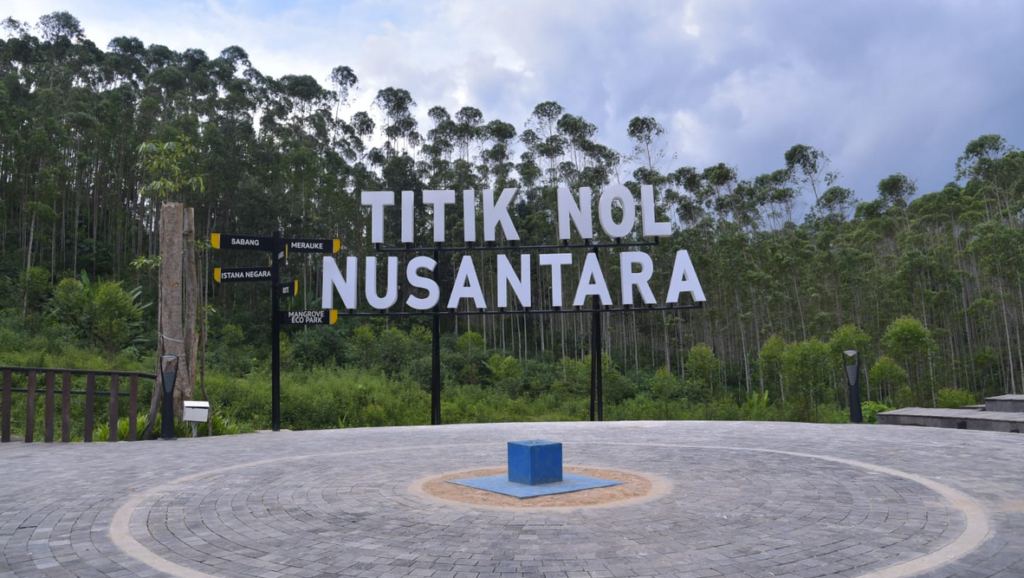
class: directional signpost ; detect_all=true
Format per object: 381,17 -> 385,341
212,231 -> 339,431
279,280 -> 299,297
286,238 -> 341,254
213,267 -> 273,282
280,309 -> 339,325
210,233 -> 274,251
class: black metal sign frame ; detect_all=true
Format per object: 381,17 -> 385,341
214,231 -> 702,429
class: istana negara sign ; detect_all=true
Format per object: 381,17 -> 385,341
322,185 -> 705,312
213,185 -> 704,430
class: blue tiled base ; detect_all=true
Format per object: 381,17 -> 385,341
448,473 -> 622,499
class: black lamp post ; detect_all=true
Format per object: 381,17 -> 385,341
160,354 -> 179,440
843,350 -> 863,423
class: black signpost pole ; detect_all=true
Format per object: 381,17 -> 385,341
431,247 -> 442,425
595,308 -> 603,421
589,313 -> 596,421
589,245 -> 604,421
214,231 -> 338,431
271,230 -> 282,431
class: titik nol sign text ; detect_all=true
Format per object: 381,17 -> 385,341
322,185 -> 706,311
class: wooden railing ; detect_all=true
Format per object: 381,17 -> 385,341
0,366 -> 157,443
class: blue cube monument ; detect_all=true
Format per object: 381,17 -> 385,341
508,440 -> 562,485
447,439 -> 622,499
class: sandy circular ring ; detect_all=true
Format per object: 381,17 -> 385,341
413,464 -> 669,509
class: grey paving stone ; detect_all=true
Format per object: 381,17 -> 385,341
2,422 -> 1024,578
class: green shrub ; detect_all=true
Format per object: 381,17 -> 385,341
861,401 -> 894,424
95,410 -> 249,441
47,274 -> 147,360
290,325 -> 349,369
740,391 -> 775,421
936,388 -> 975,409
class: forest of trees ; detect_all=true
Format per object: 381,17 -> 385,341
2,12 -> 1023,429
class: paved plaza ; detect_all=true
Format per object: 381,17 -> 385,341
1,421 -> 1023,578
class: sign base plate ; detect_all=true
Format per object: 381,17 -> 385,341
447,472 -> 621,499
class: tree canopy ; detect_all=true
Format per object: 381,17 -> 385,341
2,11 -> 1023,417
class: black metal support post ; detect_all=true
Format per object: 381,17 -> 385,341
590,312 -> 597,421
595,309 -> 603,421
589,246 -> 604,422
271,230 -> 282,431
431,247 -> 442,425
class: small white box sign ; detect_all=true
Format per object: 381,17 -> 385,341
183,401 -> 210,423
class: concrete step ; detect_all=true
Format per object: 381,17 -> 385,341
960,404 -> 986,410
877,407 -> 1024,433
985,394 -> 1024,413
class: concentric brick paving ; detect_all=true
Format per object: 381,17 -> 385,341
2,421 -> 1024,578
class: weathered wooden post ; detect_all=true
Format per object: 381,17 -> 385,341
142,202 -> 198,437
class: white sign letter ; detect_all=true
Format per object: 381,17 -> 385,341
407,256 -> 439,310
447,256 -> 487,309
539,253 -> 573,308
321,256 -> 358,310
573,252 -> 613,307
365,256 -> 399,309
497,254 -> 531,308
598,184 -> 636,239
361,191 -> 394,244
665,250 -> 706,303
463,189 -> 476,243
482,188 -> 520,241
641,185 -> 672,237
423,190 -> 456,243
620,252 -> 657,305
557,186 -> 593,240
401,190 -> 415,243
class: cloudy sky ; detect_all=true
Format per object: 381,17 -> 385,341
6,0 -> 1023,206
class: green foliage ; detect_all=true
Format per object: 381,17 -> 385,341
650,367 -> 681,402
757,335 -> 787,401
882,316 -> 936,364
828,324 -> 871,361
860,401 -> 894,424
685,343 -> 719,398
95,410 -> 247,441
740,391 -> 773,421
488,354 -> 524,397
290,325 -> 349,369
936,388 -> 975,409
20,267 -> 51,314
455,331 -> 487,385
868,356 -> 908,402
882,316 -> 936,405
47,274 -> 147,360
92,282 -> 146,359
781,338 -> 832,421
1,11 -> 1021,430
209,323 -> 254,376
138,136 -> 205,201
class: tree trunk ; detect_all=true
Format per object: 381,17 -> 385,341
22,210 -> 37,318
182,208 -> 199,412
143,202 -> 198,437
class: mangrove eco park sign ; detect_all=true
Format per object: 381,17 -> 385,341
322,185 -> 706,311
213,185 -> 705,430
